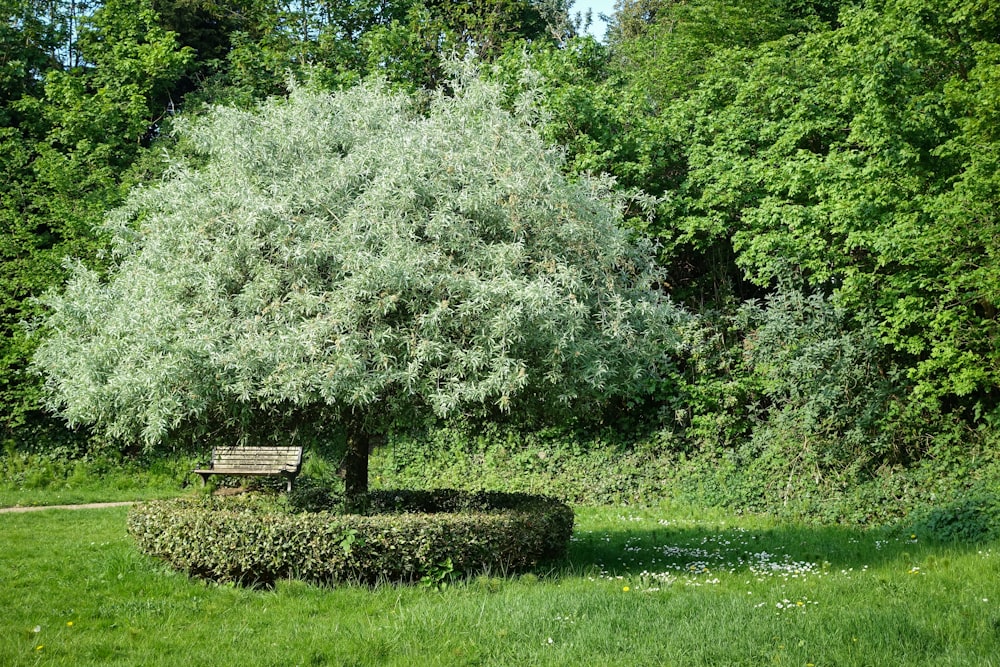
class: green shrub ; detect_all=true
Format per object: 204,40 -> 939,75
286,477 -> 343,513
910,493 -> 1000,543
127,490 -> 574,587
369,421 -> 678,506
1,447 -> 196,494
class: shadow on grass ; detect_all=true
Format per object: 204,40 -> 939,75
557,519 -> 986,579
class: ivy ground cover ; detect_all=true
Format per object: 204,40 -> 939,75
2,504 -> 999,666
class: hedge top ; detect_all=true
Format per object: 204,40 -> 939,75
128,489 -> 575,586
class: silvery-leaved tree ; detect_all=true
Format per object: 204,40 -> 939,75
33,69 -> 686,501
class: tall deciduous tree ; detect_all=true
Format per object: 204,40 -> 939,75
494,0 -> 843,306
207,0 -> 574,103
670,0 -> 1000,426
1,0 -> 191,447
33,71 -> 686,498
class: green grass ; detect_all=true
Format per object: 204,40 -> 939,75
3,503 -> 1000,666
0,455 -> 194,508
0,484 -> 186,508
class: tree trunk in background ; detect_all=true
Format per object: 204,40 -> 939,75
343,424 -> 370,508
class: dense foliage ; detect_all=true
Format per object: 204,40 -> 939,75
1,0 -> 577,452
1,0 -> 193,449
127,490 -> 574,586
4,0 -> 999,521
32,71 -> 684,499
670,0 -> 1000,427
484,0 -> 999,508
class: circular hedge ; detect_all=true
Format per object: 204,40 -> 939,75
127,489 -> 574,586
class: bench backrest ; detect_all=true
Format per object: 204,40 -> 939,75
211,446 -> 303,473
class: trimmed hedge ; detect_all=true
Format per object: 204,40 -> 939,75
127,490 -> 574,586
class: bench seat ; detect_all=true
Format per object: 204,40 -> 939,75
193,446 -> 303,491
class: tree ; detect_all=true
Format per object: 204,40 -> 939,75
33,71 -> 686,499
669,0 -> 1000,427
492,0 -> 842,307
1,0 -> 192,448
206,0 -> 574,104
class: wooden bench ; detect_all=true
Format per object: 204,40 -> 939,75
193,446 -> 303,492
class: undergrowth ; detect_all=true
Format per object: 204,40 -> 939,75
3,411 -> 998,540
0,445 -> 195,506
367,419 -> 1000,535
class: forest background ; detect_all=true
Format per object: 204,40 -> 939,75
2,0 -> 998,526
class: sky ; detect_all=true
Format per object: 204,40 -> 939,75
572,0 -> 617,41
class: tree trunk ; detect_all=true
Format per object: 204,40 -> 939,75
343,425 -> 370,506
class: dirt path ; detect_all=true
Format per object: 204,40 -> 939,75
0,501 -> 136,514
0,488 -> 247,514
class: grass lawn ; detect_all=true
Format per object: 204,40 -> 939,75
0,485 -> 185,509
0,456 -> 193,508
2,503 -> 999,666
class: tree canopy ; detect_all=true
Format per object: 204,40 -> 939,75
32,71 -> 686,495
0,0 -> 578,450
5,0 -> 1000,515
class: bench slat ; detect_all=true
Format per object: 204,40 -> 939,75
194,468 -> 295,475
193,445 -> 304,491
216,460 -> 294,464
